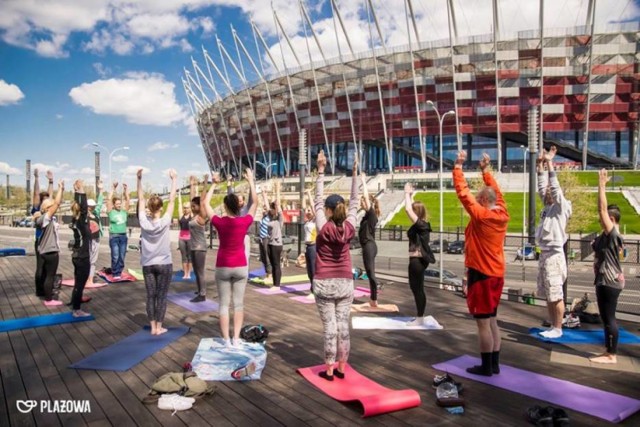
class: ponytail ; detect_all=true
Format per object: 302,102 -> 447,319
332,202 -> 347,226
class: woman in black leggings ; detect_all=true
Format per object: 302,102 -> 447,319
404,182 -> 434,326
358,171 -> 381,307
267,181 -> 284,289
590,169 -> 625,364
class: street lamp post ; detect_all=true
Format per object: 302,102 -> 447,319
256,161 -> 277,180
427,100 -> 455,287
92,142 -> 130,188
520,145 -> 527,237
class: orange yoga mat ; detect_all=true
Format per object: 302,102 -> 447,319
297,363 -> 421,417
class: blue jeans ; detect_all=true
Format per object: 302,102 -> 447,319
109,234 -> 128,276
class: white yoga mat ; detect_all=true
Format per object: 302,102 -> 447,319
352,316 -> 443,330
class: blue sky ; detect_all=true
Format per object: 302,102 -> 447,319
1,0 -> 637,191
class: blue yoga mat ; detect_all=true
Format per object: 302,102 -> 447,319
69,326 -> 190,371
249,266 -> 266,279
0,248 -> 26,257
0,312 -> 95,333
172,270 -> 195,283
529,327 -> 640,344
167,292 -> 219,313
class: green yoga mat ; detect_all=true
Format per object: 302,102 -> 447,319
127,268 -> 144,281
251,274 -> 309,286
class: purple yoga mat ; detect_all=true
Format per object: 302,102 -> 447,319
432,355 -> 640,423
167,292 -> 219,313
290,295 -> 316,304
254,283 -> 311,295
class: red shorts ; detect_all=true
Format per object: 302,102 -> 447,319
466,268 -> 504,318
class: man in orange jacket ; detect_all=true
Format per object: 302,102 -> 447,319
453,150 -> 510,376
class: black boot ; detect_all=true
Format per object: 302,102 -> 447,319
466,352 -> 493,376
491,351 -> 500,374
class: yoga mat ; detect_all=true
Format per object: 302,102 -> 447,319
61,279 -> 107,289
352,289 -> 371,299
432,355 -> 640,423
248,266 -> 266,279
172,270 -> 195,283
0,312 -> 95,333
351,303 -> 399,313
550,351 -> 640,374
167,292 -> 219,313
254,283 -> 311,295
352,316 -> 443,330
0,248 -> 26,257
297,363 -> 421,417
191,337 -> 267,381
355,287 -> 371,293
127,269 -> 144,281
250,274 -> 309,285
97,271 -> 137,283
290,295 -> 316,304
530,327 -> 640,344
69,326 -> 190,371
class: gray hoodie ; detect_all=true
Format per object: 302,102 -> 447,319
535,171 -> 572,252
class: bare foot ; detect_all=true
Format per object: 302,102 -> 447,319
369,300 -> 378,308
150,328 -> 157,335
590,353 -> 617,364
156,328 -> 168,336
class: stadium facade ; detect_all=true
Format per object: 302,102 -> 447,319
183,0 -> 639,177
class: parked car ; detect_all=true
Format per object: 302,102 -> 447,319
516,243 -> 539,261
429,239 -> 449,253
424,268 -> 463,289
282,235 -> 296,245
19,216 -> 34,227
447,240 -> 464,254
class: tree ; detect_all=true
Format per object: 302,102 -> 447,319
557,171 -> 596,234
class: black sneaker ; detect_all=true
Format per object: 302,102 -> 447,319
190,295 -> 205,303
526,405 -> 553,426
549,407 -> 570,426
432,373 -> 463,393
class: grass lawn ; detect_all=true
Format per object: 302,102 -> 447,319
162,194 -> 225,218
569,171 -> 640,187
386,191 -> 640,234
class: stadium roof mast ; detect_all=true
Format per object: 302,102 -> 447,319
219,30 -> 268,168
583,0 -> 597,170
299,0 -> 334,169
446,0 -> 464,164
364,0 -> 393,174
329,0 -> 361,170
232,28 -> 289,176
492,0 -> 502,171
189,59 -> 241,176
405,0 -> 428,172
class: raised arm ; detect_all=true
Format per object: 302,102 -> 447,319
107,181 -> 116,212
244,168 -> 258,218
544,146 -> 568,207
598,169 -> 614,234
73,179 -> 88,219
164,170 -> 177,219
453,150 -> 484,219
46,181 -> 64,218
227,176 -> 234,195
46,170 -> 54,200
275,180 -> 282,213
189,175 -> 196,202
201,174 -> 217,220
178,182 -> 183,218
32,168 -> 40,207
136,171 -> 145,219
361,171 -> 371,211
347,157 -> 359,227
305,189 -> 315,219
536,152 -> 548,202
314,150 -> 328,230
404,182 -> 419,224
479,153 -> 506,210
95,180 -> 104,215
123,183 -> 130,211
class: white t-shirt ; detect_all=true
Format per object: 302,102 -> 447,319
139,214 -> 172,267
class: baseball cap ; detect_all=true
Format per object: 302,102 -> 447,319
87,199 -> 96,207
324,194 -> 344,209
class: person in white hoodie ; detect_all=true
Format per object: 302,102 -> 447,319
535,146 -> 572,339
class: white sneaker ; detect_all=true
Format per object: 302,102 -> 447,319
158,394 -> 194,415
72,310 -> 92,318
540,328 -> 563,339
406,317 -> 424,326
232,338 -> 243,348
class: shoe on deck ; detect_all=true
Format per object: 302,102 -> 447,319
232,362 -> 257,380
432,373 -> 464,393
190,295 -> 205,303
526,405 -> 553,427
44,300 -> 63,307
72,310 -> 92,318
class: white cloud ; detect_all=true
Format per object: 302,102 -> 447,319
93,62 -> 111,78
112,155 -> 129,162
79,167 -> 95,175
0,80 -> 25,106
34,33 -> 69,58
196,16 -> 215,34
148,142 -> 171,151
69,72 -> 188,126
119,165 -> 150,178
55,114 -> 63,119
31,162 -> 71,175
0,162 -> 22,175
127,13 -> 190,39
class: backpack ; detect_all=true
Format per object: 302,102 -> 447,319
143,372 -> 215,404
240,324 -> 269,343
570,293 -> 601,324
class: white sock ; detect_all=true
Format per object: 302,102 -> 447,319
541,328 -> 563,338
406,317 -> 424,326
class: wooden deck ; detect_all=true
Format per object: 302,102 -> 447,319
1,239 -> 639,426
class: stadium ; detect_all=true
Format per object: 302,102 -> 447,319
183,0 -> 639,178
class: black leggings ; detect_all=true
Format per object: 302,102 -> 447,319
362,241 -> 379,301
268,245 -> 283,287
595,285 -> 622,354
41,252 -> 60,301
191,251 -> 207,296
260,237 -> 272,274
143,264 -> 173,323
71,257 -> 91,310
408,257 -> 428,317
305,244 -> 316,290
35,241 -> 44,296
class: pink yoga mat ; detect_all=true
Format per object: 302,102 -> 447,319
61,279 -> 107,288
432,355 -> 640,423
97,271 -> 137,283
297,363 -> 421,417
254,283 -> 311,295
290,295 -> 315,304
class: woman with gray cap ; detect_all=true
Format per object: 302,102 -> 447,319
313,150 -> 359,381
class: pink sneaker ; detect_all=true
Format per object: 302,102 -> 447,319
72,310 -> 92,318
44,300 -> 63,307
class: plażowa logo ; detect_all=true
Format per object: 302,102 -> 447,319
17,400 -> 91,414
